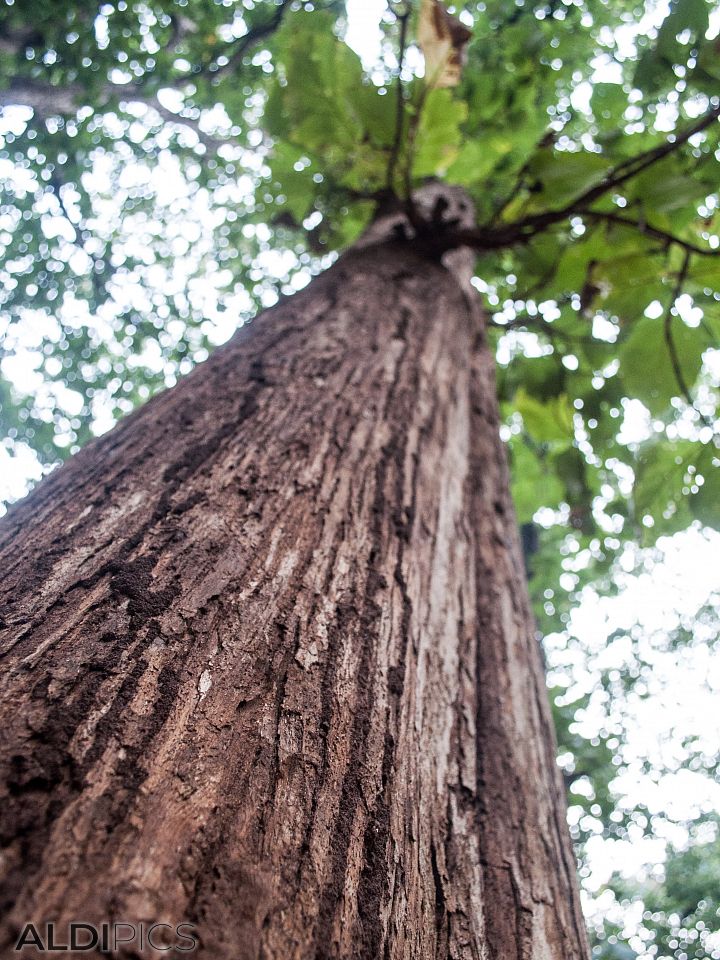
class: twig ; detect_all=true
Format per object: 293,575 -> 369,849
0,80 -> 232,152
662,252 -> 715,431
207,0 -> 293,82
143,99 -> 231,153
488,315 -> 604,346
0,77 -> 83,114
47,174 -> 107,305
581,209 -> 720,258
436,103 -> 720,254
386,2 -> 412,193
489,130 -> 556,225
402,82 -> 432,232
0,2 -> 294,122
546,102 -> 720,225
664,250 -> 696,408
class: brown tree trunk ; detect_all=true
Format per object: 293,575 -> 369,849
0,226 -> 588,958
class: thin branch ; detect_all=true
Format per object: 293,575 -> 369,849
141,99 -> 231,153
488,314 -> 604,346
0,77 -> 233,153
0,78 -> 83,114
664,250 -> 695,407
403,84 -> 433,233
663,253 -> 715,431
582,209 -> 720,258
437,103 -> 720,254
386,2 -> 412,193
489,129 -> 557,225
0,21 -> 46,56
521,102 -> 720,232
0,1 -> 293,124
46,173 -> 107,304
207,0 -> 293,82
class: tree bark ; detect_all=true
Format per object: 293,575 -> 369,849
0,232 -> 589,958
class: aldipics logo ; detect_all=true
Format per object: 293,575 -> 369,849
14,922 -> 199,954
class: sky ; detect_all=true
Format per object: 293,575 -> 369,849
0,3 -> 719,950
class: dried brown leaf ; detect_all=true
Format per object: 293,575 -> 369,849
418,0 -> 472,89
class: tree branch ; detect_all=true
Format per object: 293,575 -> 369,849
517,102 -> 720,235
386,3 -> 412,193
0,78 -> 232,152
140,99 -> 232,153
664,250 -> 695,407
581,210 -> 720,258
662,252 -> 715,430
436,103 -> 720,254
207,0 -> 293,82
0,0 -> 293,123
0,22 -> 45,56
605,104 -> 720,185
402,85 -> 432,234
0,78 -> 82,115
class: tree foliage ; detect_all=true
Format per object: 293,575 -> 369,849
590,821 -> 720,960
1,0 -> 719,954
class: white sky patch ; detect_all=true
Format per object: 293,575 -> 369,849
345,0 -> 386,67
617,398 -> 653,446
549,526 -> 720,894
570,82 -> 593,116
0,442 -> 45,505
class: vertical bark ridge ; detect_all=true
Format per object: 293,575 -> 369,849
0,240 -> 588,959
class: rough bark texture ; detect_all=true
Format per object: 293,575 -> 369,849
0,230 -> 589,959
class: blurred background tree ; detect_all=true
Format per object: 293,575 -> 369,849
0,1 -> 718,954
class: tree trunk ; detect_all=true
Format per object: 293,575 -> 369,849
0,227 -> 589,958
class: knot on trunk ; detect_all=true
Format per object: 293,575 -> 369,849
357,183 -> 478,287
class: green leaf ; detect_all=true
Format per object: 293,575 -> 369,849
554,447 -> 591,508
591,82 -> 628,123
516,388 -> 575,445
635,0 -> 710,92
597,254 -> 667,321
526,150 -> 610,209
268,142 -> 315,222
267,11 -> 390,192
447,135 -> 512,186
658,0 -> 709,54
619,317 -> 709,414
695,36 -> 720,86
413,89 -> 468,178
500,354 -> 566,404
509,438 -> 564,522
354,84 -> 397,148
689,448 -> 720,529
633,439 -> 695,537
630,170 -> 712,215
